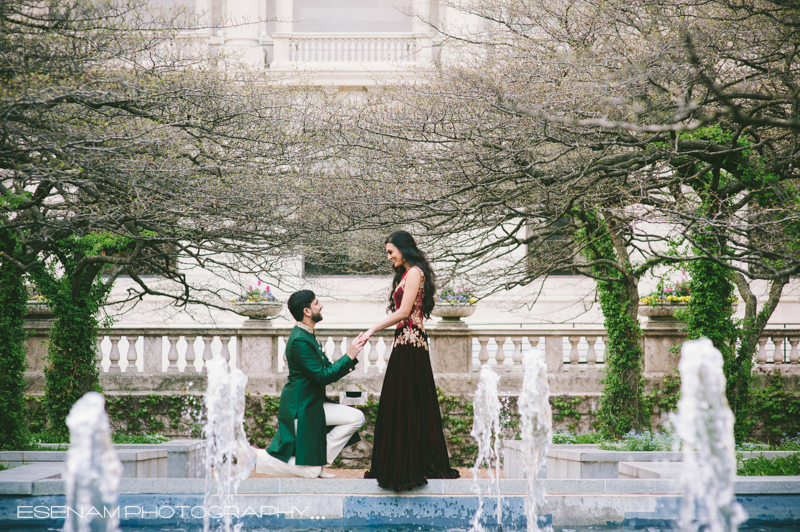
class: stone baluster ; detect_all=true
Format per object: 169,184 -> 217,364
789,337 -> 800,365
202,337 -> 213,372
601,336 -> 609,364
126,336 -> 138,372
772,336 -> 786,365
108,335 -> 121,373
383,336 -> 393,366
586,336 -> 598,366
367,337 -> 379,372
529,336 -> 542,354
220,336 -> 231,363
511,337 -> 523,366
96,338 -> 104,372
477,337 -> 490,367
332,338 -> 343,361
757,337 -> 768,365
166,336 -> 180,373
184,336 -> 197,374
495,337 -> 507,366
568,336 -> 581,365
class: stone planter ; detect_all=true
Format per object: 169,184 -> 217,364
432,304 -> 476,319
638,303 -> 687,321
25,301 -> 55,319
432,303 -> 476,328
232,301 -> 283,322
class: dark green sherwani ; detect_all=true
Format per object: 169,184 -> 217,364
267,324 -> 360,466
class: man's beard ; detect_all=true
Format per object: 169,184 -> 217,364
310,310 -> 323,323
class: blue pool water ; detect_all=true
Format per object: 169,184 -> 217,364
5,525 -> 800,531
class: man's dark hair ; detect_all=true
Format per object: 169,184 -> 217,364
287,290 -> 316,321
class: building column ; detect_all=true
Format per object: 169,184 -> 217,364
412,0 -> 435,62
272,0 -> 293,66
222,0 -> 265,67
195,0 -> 214,37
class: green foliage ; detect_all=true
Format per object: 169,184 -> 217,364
737,453 -> 800,476
29,430 -> 69,444
29,233 -> 136,436
551,396 -> 582,423
645,371 -> 681,423
0,259 -> 30,449
600,429 -> 678,451
112,433 -> 170,444
438,389 -> 479,467
106,394 -> 204,438
244,394 -> 281,449
552,431 -> 607,444
748,372 -> 800,445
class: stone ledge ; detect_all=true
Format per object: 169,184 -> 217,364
1,477 -> 795,497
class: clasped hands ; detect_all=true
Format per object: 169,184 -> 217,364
347,329 -> 376,360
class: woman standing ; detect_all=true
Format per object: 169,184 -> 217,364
361,231 -> 459,491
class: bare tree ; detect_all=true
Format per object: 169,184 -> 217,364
316,0 -> 800,436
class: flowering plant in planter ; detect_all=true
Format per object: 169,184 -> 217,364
234,280 -> 281,303
639,280 -> 691,306
436,285 -> 478,305
26,285 -> 49,302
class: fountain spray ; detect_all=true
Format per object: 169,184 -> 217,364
203,355 -> 256,532
63,392 -> 122,532
470,363 -> 503,531
518,348 -> 553,532
673,338 -> 747,532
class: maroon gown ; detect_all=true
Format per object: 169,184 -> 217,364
364,266 -> 460,491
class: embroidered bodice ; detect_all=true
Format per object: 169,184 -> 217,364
392,266 -> 429,348
395,266 -> 425,330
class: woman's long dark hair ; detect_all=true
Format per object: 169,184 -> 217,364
386,231 -> 436,319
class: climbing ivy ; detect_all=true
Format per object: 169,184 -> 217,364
576,212 -> 647,438
0,254 -> 30,449
748,371 -> 800,445
30,233 -> 136,436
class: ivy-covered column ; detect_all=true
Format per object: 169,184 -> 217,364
684,256 -> 740,434
0,256 -> 30,449
579,212 -> 647,438
41,282 -> 103,436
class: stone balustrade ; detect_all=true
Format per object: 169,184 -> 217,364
22,319 -> 800,397
278,33 -> 419,64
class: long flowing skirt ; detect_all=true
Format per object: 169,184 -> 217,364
364,326 -> 460,491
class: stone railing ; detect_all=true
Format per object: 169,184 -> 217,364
22,319 -> 800,397
279,33 -> 420,64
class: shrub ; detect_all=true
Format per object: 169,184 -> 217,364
552,431 -> 607,445
737,453 -> 800,476
600,429 -> 678,451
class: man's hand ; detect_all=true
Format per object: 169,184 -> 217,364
348,334 -> 367,360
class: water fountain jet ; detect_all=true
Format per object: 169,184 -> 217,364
470,363 -> 503,531
518,348 -> 553,532
673,338 -> 747,532
63,392 -> 122,532
203,355 -> 256,532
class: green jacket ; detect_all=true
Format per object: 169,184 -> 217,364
267,325 -> 360,465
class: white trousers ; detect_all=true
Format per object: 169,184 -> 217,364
256,403 -> 365,478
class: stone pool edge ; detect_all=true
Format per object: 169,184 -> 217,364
2,478 -> 799,528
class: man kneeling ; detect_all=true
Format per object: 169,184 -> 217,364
256,290 -> 366,478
